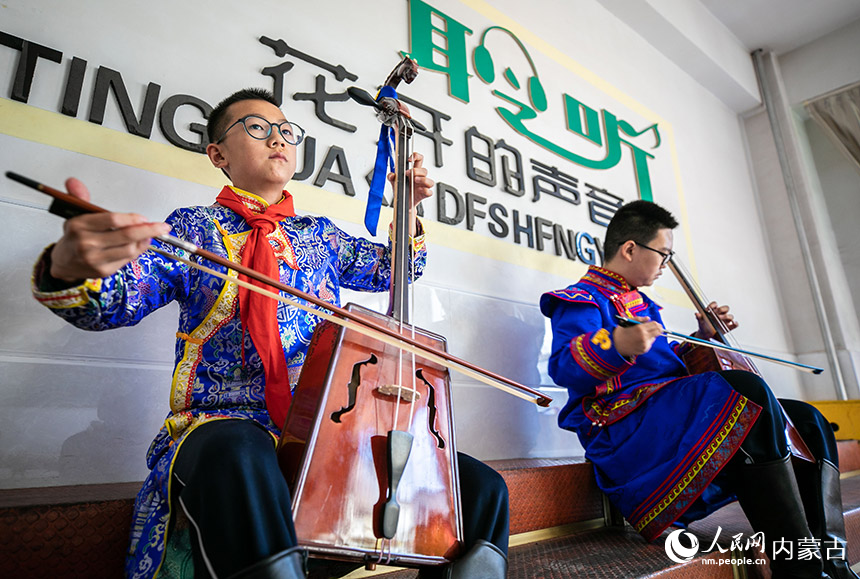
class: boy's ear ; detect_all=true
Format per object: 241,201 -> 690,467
619,240 -> 637,263
206,143 -> 227,169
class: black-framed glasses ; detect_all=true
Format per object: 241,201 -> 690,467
634,241 -> 674,266
216,114 -> 306,145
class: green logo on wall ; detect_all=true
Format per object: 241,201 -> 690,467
405,0 -> 660,201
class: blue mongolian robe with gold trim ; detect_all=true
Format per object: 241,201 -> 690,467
540,265 -> 761,542
31,187 -> 427,579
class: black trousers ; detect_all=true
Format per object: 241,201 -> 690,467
718,369 -> 837,467
172,419 -> 509,578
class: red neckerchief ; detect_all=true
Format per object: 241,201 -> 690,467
215,186 -> 296,428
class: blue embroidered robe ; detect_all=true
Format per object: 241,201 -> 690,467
32,187 -> 427,578
540,266 -> 761,541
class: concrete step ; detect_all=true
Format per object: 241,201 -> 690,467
363,474 -> 860,578
839,439 -> 860,472
4,443 -> 860,578
360,443 -> 860,579
487,457 -> 605,535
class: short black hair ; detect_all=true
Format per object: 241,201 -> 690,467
604,200 -> 679,260
207,88 -> 279,145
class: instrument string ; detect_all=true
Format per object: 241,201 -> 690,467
407,127 -> 417,432
392,116 -> 406,434
670,257 -> 740,348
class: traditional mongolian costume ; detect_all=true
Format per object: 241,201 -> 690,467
542,265 -> 860,578
540,265 -> 765,540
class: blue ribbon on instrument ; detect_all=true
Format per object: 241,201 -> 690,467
365,85 -> 398,236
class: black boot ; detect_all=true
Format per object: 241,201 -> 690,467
226,546 -> 307,579
734,454 -> 827,578
418,540 -> 507,579
795,458 -> 860,579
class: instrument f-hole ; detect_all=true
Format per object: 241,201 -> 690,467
331,354 -> 378,423
416,369 -> 445,449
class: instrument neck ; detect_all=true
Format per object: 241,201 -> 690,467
386,118 -> 414,324
666,258 -> 731,344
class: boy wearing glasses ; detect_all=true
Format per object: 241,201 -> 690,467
540,200 -> 856,578
32,89 -> 509,579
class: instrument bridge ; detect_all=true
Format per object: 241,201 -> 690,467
376,384 -> 421,402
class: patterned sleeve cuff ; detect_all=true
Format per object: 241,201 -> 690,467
31,245 -> 103,310
569,328 -> 634,380
671,338 -> 696,358
388,219 -> 427,252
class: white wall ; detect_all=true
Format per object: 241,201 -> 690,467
741,17 -> 860,400
805,120 -> 860,319
0,0 -> 800,488
780,18 -> 860,105
783,18 -> 860,326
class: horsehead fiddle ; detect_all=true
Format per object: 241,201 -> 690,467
662,256 -> 819,463
276,56 -> 506,570
277,56 -> 475,570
